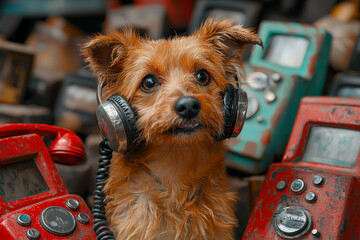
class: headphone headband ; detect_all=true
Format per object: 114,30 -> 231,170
96,76 -> 247,152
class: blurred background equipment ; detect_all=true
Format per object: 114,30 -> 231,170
25,16 -> 86,80
328,35 -> 360,97
54,72 -> 98,136
0,104 -> 51,124
189,0 -> 263,32
105,4 -> 171,39
0,41 -> 34,104
188,0 -> 263,60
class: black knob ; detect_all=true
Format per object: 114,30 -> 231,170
174,97 -> 201,119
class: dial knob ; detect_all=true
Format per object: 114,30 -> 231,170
247,72 -> 269,90
273,206 -> 312,239
40,206 -> 76,236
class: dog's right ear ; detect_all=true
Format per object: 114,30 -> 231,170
82,30 -> 139,83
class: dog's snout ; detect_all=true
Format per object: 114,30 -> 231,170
174,97 -> 201,119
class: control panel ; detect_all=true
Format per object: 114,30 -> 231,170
243,97 -> 360,239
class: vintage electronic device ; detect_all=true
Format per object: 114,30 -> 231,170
188,0 -> 262,32
243,96 -> 360,239
54,74 -> 98,136
348,35 -> 360,72
0,41 -> 34,104
0,103 -> 51,124
0,123 -> 96,240
106,4 -> 170,39
329,73 -> 360,97
328,35 -> 360,97
226,21 -> 332,174
25,75 -> 63,109
135,0 -> 194,27
188,0 -> 262,61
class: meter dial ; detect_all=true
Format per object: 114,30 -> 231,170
40,206 -> 76,236
245,91 -> 259,119
246,72 -> 269,90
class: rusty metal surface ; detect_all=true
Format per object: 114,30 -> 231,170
243,96 -> 360,239
226,21 -> 332,174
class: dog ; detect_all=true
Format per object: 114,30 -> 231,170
83,18 -> 261,240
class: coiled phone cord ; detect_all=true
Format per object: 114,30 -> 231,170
92,139 -> 115,240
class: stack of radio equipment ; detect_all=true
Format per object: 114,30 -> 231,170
0,0 -> 359,239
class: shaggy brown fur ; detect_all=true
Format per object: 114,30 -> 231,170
83,19 -> 261,240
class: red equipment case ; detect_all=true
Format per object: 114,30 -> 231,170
243,97 -> 360,239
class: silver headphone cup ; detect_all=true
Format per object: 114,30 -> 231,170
96,102 -> 128,152
231,88 -> 247,138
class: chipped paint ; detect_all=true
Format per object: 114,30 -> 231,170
260,129 -> 271,146
241,141 -> 258,157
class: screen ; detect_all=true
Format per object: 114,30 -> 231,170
337,86 -> 360,98
64,84 -> 97,113
206,9 -> 245,25
263,35 -> 309,68
302,127 -> 360,168
0,159 -> 49,203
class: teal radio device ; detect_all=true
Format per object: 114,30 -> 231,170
226,21 -> 332,174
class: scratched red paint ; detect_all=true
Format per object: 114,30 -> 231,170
243,97 -> 360,239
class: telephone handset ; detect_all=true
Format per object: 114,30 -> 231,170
0,123 -> 85,165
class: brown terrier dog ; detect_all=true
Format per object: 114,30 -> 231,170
83,19 -> 261,240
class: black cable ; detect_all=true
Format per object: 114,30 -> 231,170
92,139 -> 115,240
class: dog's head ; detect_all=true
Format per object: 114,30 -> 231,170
83,19 -> 261,146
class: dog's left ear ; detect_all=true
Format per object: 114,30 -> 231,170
81,29 -> 140,85
194,18 -> 262,60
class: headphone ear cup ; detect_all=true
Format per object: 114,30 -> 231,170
96,95 -> 142,152
217,84 -> 247,140
222,84 -> 239,139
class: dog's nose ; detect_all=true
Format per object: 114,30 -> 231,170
174,96 -> 201,119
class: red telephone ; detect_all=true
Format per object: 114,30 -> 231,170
0,123 -> 96,240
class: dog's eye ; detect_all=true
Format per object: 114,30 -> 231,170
141,74 -> 159,92
195,69 -> 211,86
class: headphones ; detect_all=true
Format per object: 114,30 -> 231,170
96,77 -> 248,153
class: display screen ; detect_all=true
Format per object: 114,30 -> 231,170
64,84 -> 97,113
206,9 -> 246,25
263,35 -> 309,68
303,127 -> 360,168
337,86 -> 360,98
0,159 -> 49,203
